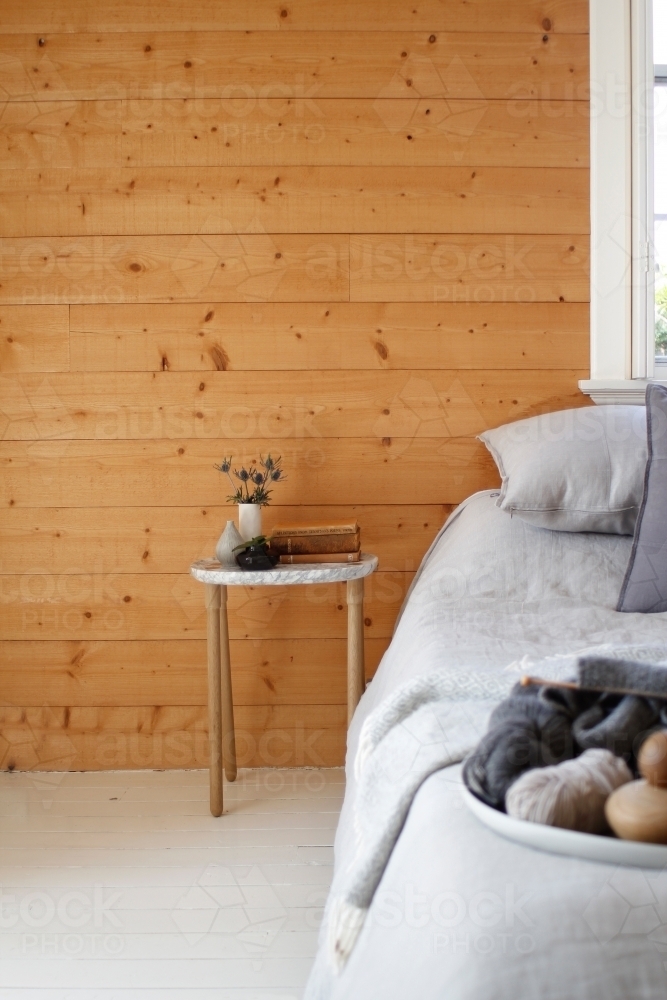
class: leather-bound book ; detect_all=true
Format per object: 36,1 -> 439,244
279,551 -> 361,564
270,529 -> 360,555
271,521 -> 358,538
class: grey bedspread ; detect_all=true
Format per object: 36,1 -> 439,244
305,491 -> 667,1000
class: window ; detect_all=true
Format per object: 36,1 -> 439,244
655,8 -> 667,364
581,0 -> 667,402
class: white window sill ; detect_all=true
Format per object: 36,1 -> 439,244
579,378 -> 667,404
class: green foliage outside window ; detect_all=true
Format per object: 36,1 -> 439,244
656,272 -> 667,357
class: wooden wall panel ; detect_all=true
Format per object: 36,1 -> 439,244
0,98 -> 589,171
121,100 -> 590,169
0,638 -> 391,706
0,506 -> 451,574
0,235 -> 349,304
0,166 -> 589,236
0,101 -> 122,170
0,573 -> 411,640
0,704 -> 348,769
350,235 -> 589,302
0,369 -> 585,440
0,2 -> 589,34
0,32 -> 588,101
0,305 -> 69,371
69,302 -> 589,372
0,438 -> 500,507
0,0 -> 590,773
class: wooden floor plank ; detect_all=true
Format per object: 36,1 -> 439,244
0,765 -> 341,989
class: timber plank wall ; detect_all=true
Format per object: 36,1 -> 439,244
0,0 -> 590,771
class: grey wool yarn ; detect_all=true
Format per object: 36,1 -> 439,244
577,656 -> 667,698
462,683 -> 580,809
505,749 -> 633,833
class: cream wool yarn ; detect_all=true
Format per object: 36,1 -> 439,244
505,749 -> 633,833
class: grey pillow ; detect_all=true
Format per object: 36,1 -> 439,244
479,405 -> 647,534
618,385 -> 667,612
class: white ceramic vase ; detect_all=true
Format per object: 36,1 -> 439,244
238,503 -> 262,542
215,520 -> 244,567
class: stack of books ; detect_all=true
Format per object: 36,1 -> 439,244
270,521 -> 360,564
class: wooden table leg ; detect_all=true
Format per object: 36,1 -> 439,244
346,577 -> 365,726
205,584 -> 223,817
219,585 -> 237,783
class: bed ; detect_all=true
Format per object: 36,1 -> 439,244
306,489 -> 667,1000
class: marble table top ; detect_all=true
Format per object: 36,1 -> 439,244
191,552 -> 378,586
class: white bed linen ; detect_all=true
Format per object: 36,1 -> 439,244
308,491 -> 667,999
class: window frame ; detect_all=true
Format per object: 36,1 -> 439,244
580,0 -> 665,402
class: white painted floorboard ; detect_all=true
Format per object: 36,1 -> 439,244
0,768 -> 344,999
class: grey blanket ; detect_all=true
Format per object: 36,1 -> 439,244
305,666 -> 518,998
306,644 -> 667,1000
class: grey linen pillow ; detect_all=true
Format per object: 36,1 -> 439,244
479,405 -> 647,534
618,384 -> 667,612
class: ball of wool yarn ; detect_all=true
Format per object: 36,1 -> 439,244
462,683 -> 577,809
505,749 -> 633,833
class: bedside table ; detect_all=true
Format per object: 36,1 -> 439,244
190,553 -> 378,816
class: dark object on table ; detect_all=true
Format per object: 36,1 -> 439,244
234,536 -> 279,571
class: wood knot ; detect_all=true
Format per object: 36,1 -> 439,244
209,344 -> 229,371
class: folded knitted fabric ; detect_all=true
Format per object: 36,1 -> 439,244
462,683 -> 582,809
572,694 -> 661,761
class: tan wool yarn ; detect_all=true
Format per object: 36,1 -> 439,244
505,749 -> 633,833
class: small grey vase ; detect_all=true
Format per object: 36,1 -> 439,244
215,520 -> 244,567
